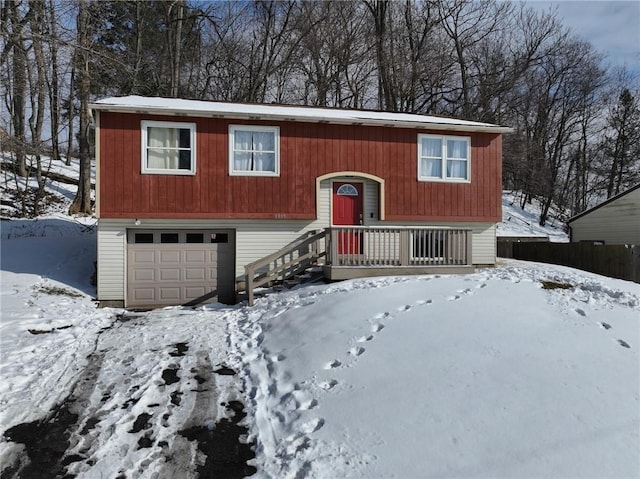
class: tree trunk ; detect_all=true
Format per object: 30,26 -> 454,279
9,0 -> 28,177
48,0 -> 61,162
170,0 -> 184,98
132,0 -> 144,93
69,0 -> 92,215
365,0 -> 391,110
29,0 -> 49,216
66,66 -> 75,165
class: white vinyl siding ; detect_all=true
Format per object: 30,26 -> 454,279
365,181 -> 379,222
97,222 -> 126,300
570,188 -> 640,245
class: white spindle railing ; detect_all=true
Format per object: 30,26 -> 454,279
326,226 -> 472,267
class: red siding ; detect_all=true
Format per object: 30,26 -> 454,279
98,112 -> 502,222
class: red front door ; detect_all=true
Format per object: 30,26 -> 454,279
332,182 -> 363,254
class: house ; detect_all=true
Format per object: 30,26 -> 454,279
568,184 -> 640,245
90,96 -> 511,308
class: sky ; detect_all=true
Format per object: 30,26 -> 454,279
525,0 -> 640,76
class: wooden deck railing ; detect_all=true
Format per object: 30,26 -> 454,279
244,229 -> 327,306
244,226 -> 472,306
326,226 -> 472,267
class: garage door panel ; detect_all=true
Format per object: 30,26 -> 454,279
127,229 -> 235,307
185,250 -> 206,262
133,251 -> 155,263
160,250 -> 181,262
159,268 -> 181,281
132,288 -> 155,301
159,288 -> 181,300
133,269 -> 155,281
185,286 -> 207,297
185,268 -> 206,280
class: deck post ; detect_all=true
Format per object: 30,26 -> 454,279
246,265 -> 254,306
330,228 -> 339,265
465,230 -> 473,265
399,229 -> 410,266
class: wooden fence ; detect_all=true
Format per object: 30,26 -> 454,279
498,241 -> 640,283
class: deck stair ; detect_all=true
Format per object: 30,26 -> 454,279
244,230 -> 327,305
243,226 -> 473,306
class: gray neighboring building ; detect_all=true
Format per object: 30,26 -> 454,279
568,184 -> 640,245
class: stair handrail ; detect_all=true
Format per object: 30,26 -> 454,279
245,229 -> 328,306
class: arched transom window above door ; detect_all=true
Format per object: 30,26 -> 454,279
336,183 -> 359,196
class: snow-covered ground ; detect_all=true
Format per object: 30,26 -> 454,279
1,217 -> 252,477
498,191 -> 568,242
1,215 -> 638,477
229,265 -> 638,478
0,161 -> 636,477
1,154 -> 94,217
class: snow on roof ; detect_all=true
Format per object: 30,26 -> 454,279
90,96 -> 512,133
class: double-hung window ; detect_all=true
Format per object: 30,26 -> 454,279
418,134 -> 470,182
229,125 -> 279,176
141,120 -> 196,175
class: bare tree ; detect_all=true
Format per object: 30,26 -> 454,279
26,0 -> 49,215
290,1 -> 373,108
199,1 -> 306,103
69,0 -> 91,215
47,0 -> 61,162
602,85 -> 640,197
5,0 -> 28,177
508,31 -> 605,224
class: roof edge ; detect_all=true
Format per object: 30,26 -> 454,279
567,183 -> 640,223
89,101 -> 513,134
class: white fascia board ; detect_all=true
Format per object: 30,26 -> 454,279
89,96 -> 513,134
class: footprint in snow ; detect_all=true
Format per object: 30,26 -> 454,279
357,335 -> 374,343
319,380 -> 338,390
476,283 -> 488,289
447,295 -> 461,301
300,418 -> 324,434
599,322 -> 612,330
617,339 -> 631,349
374,312 -> 391,320
298,398 -> 318,411
349,347 -> 365,357
371,323 -> 384,333
575,308 -> 586,317
324,359 -> 342,370
284,391 -> 317,412
458,288 -> 473,295
397,305 -> 411,312
416,299 -> 433,306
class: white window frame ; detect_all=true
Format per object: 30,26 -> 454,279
229,125 -> 280,177
141,120 -> 196,175
418,134 -> 471,182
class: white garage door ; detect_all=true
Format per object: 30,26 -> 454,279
127,229 -> 235,307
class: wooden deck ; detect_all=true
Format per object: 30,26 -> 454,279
245,226 -> 474,305
324,226 -> 474,279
